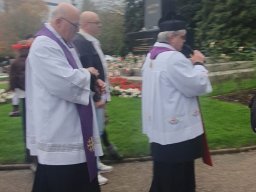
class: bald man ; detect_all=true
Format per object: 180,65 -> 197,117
73,11 -> 122,185
26,3 -> 103,192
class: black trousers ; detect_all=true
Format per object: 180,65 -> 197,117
32,163 -> 100,192
21,98 -> 33,163
149,160 -> 195,192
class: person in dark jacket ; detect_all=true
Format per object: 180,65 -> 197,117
9,37 -> 35,164
73,11 -> 122,185
9,43 -> 28,116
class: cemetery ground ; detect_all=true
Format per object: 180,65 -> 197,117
1,78 -> 256,163
1,78 -> 256,191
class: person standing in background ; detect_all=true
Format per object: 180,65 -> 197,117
73,11 -> 123,185
9,36 -> 33,117
9,37 -> 34,164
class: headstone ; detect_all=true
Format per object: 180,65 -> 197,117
145,0 -> 176,30
127,0 -> 195,57
128,0 -> 177,54
144,0 -> 161,30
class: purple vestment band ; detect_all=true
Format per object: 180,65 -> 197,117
35,27 -> 97,181
149,46 -> 174,60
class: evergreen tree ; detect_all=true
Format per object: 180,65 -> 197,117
174,0 -> 202,48
124,0 -> 144,34
122,0 -> 144,55
195,0 -> 256,59
175,0 -> 202,25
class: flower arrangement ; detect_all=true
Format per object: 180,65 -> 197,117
109,77 -> 141,98
107,53 -> 145,77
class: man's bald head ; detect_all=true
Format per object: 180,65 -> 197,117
51,3 -> 80,21
79,11 -> 102,37
50,3 -> 80,42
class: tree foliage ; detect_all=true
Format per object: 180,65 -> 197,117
195,0 -> 256,59
124,0 -> 144,34
81,0 -> 97,12
0,0 -> 48,56
98,11 -> 125,55
175,0 -> 202,26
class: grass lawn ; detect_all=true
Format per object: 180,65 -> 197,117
0,103 -> 25,164
0,78 -> 256,164
0,82 -> 8,90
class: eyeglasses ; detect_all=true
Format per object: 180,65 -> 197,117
87,21 -> 102,25
60,17 -> 79,29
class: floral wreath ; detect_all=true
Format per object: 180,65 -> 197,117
11,40 -> 32,50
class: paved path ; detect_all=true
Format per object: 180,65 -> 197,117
1,150 -> 256,192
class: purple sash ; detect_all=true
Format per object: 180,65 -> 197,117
36,27 -> 97,181
149,46 -> 174,59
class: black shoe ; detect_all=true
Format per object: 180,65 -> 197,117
9,111 -> 20,117
106,144 -> 123,161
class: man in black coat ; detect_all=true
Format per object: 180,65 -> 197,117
72,11 -> 122,186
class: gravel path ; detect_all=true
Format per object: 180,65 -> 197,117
1,150 -> 256,192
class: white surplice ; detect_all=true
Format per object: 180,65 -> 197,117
142,42 -> 212,145
25,23 -> 103,165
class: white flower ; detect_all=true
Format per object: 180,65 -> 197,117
238,47 -> 244,51
0,89 -> 5,94
209,42 -> 215,48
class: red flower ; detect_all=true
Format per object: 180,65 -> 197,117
109,77 -> 141,91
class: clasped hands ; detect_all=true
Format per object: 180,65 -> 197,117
86,67 -> 106,94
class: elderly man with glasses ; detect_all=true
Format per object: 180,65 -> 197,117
26,3 -> 104,192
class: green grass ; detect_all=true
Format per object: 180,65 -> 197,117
200,97 -> 256,149
210,78 -> 256,96
1,78 -> 256,163
0,103 -> 25,163
106,97 -> 149,157
0,82 -> 8,90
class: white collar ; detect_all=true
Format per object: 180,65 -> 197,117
154,42 -> 176,51
78,30 -> 99,44
45,23 -> 72,48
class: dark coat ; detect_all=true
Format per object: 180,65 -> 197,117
151,134 -> 203,163
9,50 -> 28,91
72,33 -> 106,102
72,33 -> 105,81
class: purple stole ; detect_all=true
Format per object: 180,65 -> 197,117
149,46 -> 174,59
149,46 -> 213,166
36,27 -> 97,181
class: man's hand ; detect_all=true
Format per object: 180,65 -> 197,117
86,67 -> 99,77
95,99 -> 106,108
96,79 -> 106,93
190,50 -> 205,64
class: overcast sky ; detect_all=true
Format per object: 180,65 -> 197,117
44,0 -> 124,20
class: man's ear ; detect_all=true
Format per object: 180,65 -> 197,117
168,35 -> 174,44
55,18 -> 62,26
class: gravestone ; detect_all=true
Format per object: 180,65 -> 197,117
127,0 -> 177,54
127,0 -> 193,56
144,0 -> 176,30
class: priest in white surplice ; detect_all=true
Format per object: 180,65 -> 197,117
142,20 -> 212,192
26,3 -> 104,192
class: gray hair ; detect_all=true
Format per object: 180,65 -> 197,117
157,30 -> 186,43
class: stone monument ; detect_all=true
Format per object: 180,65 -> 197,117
127,0 -> 192,56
